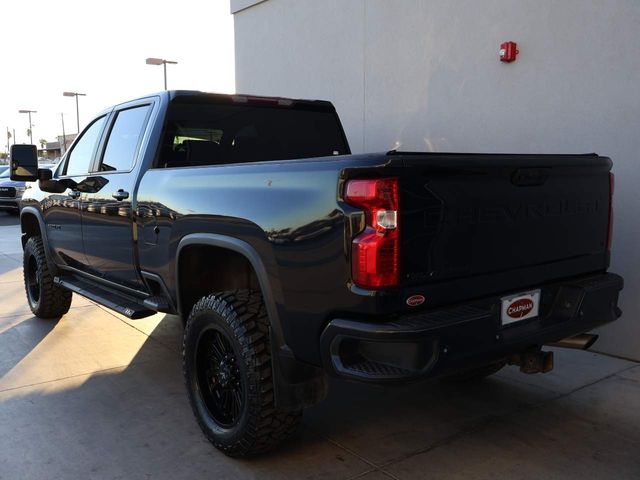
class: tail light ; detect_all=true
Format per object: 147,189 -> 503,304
607,172 -> 614,251
345,177 -> 399,289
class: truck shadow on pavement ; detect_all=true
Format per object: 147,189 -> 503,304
0,314 -> 57,383
0,310 -> 638,479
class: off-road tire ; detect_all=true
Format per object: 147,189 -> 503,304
442,361 -> 507,383
183,290 -> 301,457
23,236 -> 72,319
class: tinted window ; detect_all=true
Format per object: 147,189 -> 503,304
158,99 -> 348,168
65,116 -> 107,176
100,105 -> 151,172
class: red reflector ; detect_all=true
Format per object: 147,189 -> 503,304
607,172 -> 614,251
345,177 -> 400,289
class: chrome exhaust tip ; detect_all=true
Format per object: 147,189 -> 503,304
548,333 -> 599,350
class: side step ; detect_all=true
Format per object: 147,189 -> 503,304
54,275 -> 156,319
142,295 -> 172,313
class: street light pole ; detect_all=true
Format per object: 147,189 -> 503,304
63,92 -> 86,133
163,62 -> 167,90
18,109 -> 37,144
146,57 -> 178,90
61,113 -> 67,155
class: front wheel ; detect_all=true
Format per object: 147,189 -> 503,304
183,290 -> 301,457
23,236 -> 72,319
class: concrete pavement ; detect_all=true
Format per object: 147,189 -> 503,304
0,211 -> 638,479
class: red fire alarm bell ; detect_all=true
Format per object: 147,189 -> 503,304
499,41 -> 518,62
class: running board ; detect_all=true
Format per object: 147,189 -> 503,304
142,295 -> 172,313
54,275 -> 156,319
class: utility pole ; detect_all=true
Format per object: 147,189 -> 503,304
6,127 -> 10,158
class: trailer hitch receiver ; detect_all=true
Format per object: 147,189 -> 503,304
509,349 -> 554,374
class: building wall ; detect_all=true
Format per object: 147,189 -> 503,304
233,0 -> 640,360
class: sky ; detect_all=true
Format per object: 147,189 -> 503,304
1,0 -> 235,150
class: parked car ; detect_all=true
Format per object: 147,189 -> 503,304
0,165 -> 9,176
0,165 -> 56,213
10,91 -> 623,457
0,168 -> 26,213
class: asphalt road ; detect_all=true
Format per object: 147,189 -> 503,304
0,210 -> 638,479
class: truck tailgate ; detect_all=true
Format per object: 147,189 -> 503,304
395,152 -> 612,290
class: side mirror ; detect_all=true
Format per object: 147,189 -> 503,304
10,144 -> 38,181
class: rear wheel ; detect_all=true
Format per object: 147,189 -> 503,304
23,236 -> 72,319
183,290 -> 301,457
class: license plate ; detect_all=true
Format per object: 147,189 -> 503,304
501,289 -> 541,326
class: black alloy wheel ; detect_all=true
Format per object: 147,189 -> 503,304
196,327 -> 245,428
26,254 -> 41,305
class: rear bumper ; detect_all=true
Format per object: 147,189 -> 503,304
320,272 -> 623,382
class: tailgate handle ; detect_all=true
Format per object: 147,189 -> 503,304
511,168 -> 550,186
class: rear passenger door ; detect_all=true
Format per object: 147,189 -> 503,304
81,101 -> 153,290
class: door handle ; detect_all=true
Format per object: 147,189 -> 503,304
68,190 -> 81,199
112,189 -> 130,201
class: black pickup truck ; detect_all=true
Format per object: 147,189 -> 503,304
10,91 -> 622,457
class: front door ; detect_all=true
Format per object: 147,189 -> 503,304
43,115 -> 108,270
81,102 -> 153,290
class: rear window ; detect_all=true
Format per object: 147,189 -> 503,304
157,99 -> 348,168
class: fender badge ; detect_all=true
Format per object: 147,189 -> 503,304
406,295 -> 425,307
